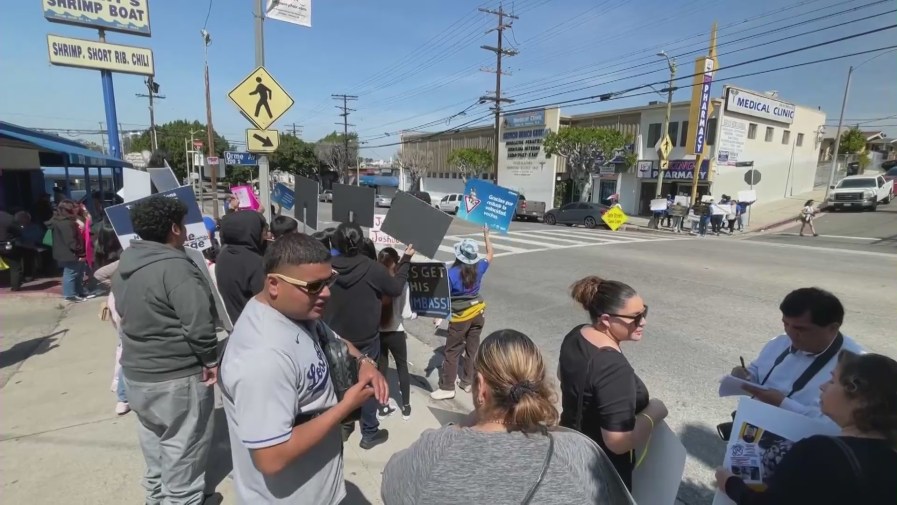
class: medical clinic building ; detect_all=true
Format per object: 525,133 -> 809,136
402,85 -> 825,216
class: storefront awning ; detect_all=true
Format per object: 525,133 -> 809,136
0,121 -> 132,168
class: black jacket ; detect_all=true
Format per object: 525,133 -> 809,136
215,211 -> 267,324
46,214 -> 83,262
323,254 -> 410,349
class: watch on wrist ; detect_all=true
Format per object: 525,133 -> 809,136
358,355 -> 376,368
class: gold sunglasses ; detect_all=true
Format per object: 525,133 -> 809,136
268,270 -> 338,295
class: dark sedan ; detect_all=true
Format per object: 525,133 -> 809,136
884,166 -> 897,186
543,202 -> 609,228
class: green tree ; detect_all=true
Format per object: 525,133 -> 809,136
543,127 -> 634,201
838,128 -> 866,154
271,134 -> 322,179
447,147 -> 492,182
315,131 -> 358,181
128,120 -> 231,180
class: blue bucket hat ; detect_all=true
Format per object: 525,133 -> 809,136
453,238 -> 481,264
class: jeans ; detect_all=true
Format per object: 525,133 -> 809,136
699,216 -> 709,236
357,340 -> 381,439
60,260 -> 85,298
378,331 -> 410,407
124,374 -> 214,505
440,313 -> 485,391
710,215 -> 723,234
117,368 -> 127,403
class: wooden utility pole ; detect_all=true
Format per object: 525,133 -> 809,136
479,4 -> 518,178
332,94 -> 358,183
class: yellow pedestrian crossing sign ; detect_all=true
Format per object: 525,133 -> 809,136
601,206 -> 628,231
229,67 -> 294,130
658,134 -> 673,160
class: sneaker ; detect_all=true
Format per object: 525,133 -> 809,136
64,296 -> 86,303
401,404 -> 411,420
459,384 -> 472,393
82,292 -> 99,300
377,405 -> 396,420
430,389 -> 455,400
359,429 -> 389,450
115,402 -> 131,415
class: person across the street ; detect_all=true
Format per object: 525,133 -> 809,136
112,195 -> 220,505
220,232 -> 389,504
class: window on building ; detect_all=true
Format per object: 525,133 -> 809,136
765,127 -> 774,142
647,123 -> 662,148
796,133 -> 805,147
667,122 -> 679,148
748,123 -> 758,139
679,121 -> 689,146
782,130 -> 791,145
707,118 -> 718,146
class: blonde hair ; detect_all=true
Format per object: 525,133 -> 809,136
475,329 -> 558,432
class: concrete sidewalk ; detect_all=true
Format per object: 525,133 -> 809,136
0,297 -> 469,504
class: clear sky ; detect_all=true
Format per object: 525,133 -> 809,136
2,0 -> 895,160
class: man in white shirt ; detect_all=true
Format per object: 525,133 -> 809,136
720,287 -> 864,438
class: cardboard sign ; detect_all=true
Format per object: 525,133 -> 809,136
737,190 -> 757,203
632,422 -> 688,505
231,184 -> 260,211
293,176 -> 319,231
147,164 -> 180,193
119,168 -> 152,202
649,198 -> 669,212
271,182 -> 295,210
184,247 -> 233,333
371,214 -> 400,246
455,179 -> 519,234
408,262 -> 451,318
380,192 -> 452,259
105,186 -> 210,251
332,183 -> 375,228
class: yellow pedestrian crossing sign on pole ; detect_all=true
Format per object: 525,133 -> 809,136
658,134 -> 673,160
228,67 -> 294,130
601,206 -> 628,231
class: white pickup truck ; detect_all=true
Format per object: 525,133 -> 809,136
828,174 -> 894,211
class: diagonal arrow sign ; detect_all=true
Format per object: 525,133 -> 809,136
252,133 -> 274,147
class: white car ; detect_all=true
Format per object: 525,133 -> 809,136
438,193 -> 463,214
828,174 -> 893,211
319,190 -> 333,202
375,195 -> 392,208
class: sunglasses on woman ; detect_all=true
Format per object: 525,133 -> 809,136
606,305 -> 649,326
268,270 -> 338,295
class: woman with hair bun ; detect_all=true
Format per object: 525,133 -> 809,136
558,275 -> 668,491
382,329 -> 633,504
716,351 -> 897,504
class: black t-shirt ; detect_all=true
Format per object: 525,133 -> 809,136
725,435 -> 897,505
558,324 -> 649,490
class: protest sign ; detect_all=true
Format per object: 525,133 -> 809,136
455,179 -> 519,234
147,163 -> 180,193
408,262 -> 451,318
332,183 -> 375,227
105,186 -> 210,251
650,198 -> 668,212
293,176 -> 319,230
711,398 -> 840,505
381,192 -> 452,259
371,214 -> 400,246
271,182 -> 295,210
737,190 -> 756,203
632,421 -> 688,505
119,168 -> 152,202
184,247 -> 233,333
230,184 -> 260,211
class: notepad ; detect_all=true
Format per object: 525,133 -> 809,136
718,375 -> 771,397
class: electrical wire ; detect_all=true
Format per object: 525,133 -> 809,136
202,0 -> 213,30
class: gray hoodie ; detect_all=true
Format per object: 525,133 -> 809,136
113,240 -> 218,382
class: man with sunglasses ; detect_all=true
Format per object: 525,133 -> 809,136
219,233 -> 389,504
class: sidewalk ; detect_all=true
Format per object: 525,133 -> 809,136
0,297 -> 469,504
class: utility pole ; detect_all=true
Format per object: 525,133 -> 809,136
332,94 -> 358,184
254,0 -> 272,221
479,4 -> 518,179
201,29 -> 218,218
136,77 -> 165,151
286,123 -> 303,137
654,52 -> 677,201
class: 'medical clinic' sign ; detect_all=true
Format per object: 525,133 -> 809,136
725,88 -> 795,124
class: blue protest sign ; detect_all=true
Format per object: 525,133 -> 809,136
271,182 -> 295,210
455,179 -> 519,234
224,151 -> 259,165
105,185 -> 210,251
408,263 -> 451,318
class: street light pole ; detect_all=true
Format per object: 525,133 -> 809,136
654,52 -> 676,201
202,29 -> 218,219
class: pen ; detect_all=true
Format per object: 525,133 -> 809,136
739,356 -> 746,369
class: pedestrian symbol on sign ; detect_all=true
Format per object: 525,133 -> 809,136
250,77 -> 272,119
228,66 -> 294,130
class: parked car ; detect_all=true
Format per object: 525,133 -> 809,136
375,194 -> 392,208
515,194 -> 546,222
438,193 -> 464,214
883,166 -> 897,186
827,174 -> 894,211
407,190 -> 432,206
880,159 -> 897,171
319,190 -> 333,202
543,202 -> 609,228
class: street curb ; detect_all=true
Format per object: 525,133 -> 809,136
403,328 -> 474,414
746,211 -> 829,235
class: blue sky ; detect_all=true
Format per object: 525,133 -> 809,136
2,0 -> 895,160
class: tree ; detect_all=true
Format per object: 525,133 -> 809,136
128,120 -> 231,180
543,127 -> 634,201
271,134 -> 322,179
315,132 -> 358,181
447,148 -> 492,182
82,140 -> 106,154
838,128 -> 866,155
396,148 -> 433,191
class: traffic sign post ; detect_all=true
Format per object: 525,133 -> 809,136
246,129 -> 280,153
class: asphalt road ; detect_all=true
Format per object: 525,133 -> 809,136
745,201 -> 897,255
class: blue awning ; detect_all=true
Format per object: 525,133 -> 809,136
0,121 -> 132,168
359,174 -> 399,187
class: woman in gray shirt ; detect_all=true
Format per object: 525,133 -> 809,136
381,329 -> 633,505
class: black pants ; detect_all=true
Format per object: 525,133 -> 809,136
2,252 -> 24,290
378,331 -> 410,407
711,215 -> 723,233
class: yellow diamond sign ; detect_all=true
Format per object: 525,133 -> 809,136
228,66 -> 294,130
602,206 -> 628,231
658,134 -> 673,160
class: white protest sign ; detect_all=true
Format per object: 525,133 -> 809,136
370,214 -> 400,246
711,398 -> 839,505
650,198 -> 668,212
737,190 -> 756,203
184,248 -> 233,332
632,421 -> 688,505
